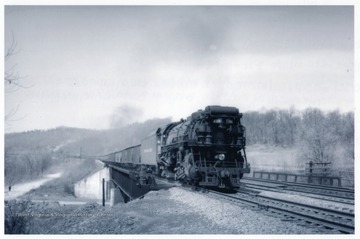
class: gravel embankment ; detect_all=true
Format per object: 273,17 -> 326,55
6,187 -> 336,234
167,188 -> 328,234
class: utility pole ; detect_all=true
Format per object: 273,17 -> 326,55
102,178 -> 105,207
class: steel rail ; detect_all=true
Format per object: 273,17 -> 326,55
209,190 -> 354,234
242,182 -> 355,206
243,177 -> 354,193
242,177 -> 354,200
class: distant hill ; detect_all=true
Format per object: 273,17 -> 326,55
5,118 -> 172,157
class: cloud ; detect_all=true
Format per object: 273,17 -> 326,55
4,6 -> 354,133
109,104 -> 144,128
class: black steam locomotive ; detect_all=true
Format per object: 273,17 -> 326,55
103,105 -> 250,189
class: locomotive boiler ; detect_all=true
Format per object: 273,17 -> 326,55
141,105 -> 250,189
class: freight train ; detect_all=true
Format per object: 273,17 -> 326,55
101,105 -> 250,189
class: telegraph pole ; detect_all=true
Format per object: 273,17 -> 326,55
102,178 -> 105,206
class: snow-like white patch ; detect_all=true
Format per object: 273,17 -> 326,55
53,140 -> 75,152
5,172 -> 62,200
46,173 -> 62,178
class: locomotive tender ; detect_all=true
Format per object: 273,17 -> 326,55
104,105 -> 250,189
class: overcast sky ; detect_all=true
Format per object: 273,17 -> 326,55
4,5 -> 354,133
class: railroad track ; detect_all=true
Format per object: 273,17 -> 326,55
209,190 -> 354,234
153,176 -> 354,233
241,177 -> 354,203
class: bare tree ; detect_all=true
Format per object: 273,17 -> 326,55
298,108 -> 340,165
5,148 -> 26,188
5,32 -> 22,91
5,148 -> 54,186
5,200 -> 31,234
243,108 -> 300,146
4,32 -> 31,125
36,150 -> 52,177
342,112 -> 354,161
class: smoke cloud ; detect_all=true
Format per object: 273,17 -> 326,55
109,104 -> 144,128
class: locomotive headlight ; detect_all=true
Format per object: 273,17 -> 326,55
220,170 -> 230,178
218,154 -> 225,161
213,118 -> 223,124
215,153 -> 225,160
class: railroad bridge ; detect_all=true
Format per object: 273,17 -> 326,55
74,160 -> 159,205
